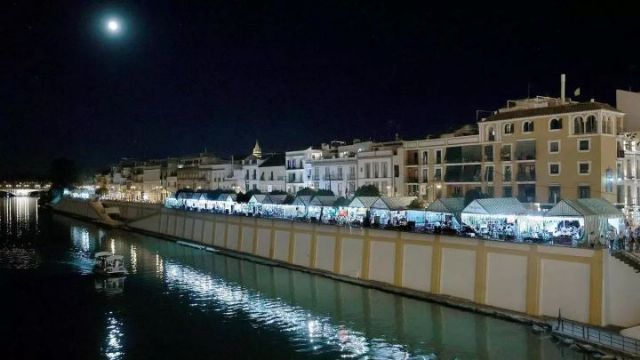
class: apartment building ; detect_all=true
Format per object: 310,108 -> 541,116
403,97 -> 624,206
355,140 -> 403,197
285,147 -> 322,194
310,141 -> 372,197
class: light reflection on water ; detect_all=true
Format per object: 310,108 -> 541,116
163,261 -> 414,358
105,312 -> 124,360
0,197 -> 41,269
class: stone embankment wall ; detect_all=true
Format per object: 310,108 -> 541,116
57,199 -> 640,328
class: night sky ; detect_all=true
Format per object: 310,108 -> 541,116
1,1 -> 639,178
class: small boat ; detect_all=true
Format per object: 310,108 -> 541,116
94,251 -> 127,276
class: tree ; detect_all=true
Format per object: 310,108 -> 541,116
268,190 -> 288,195
333,196 -> 350,207
49,157 -> 78,189
95,187 -> 109,196
354,184 -> 380,197
316,189 -> 335,196
408,198 -> 425,209
296,187 -> 316,196
237,189 -> 261,203
464,188 -> 488,206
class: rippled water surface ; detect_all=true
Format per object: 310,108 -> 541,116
0,198 -> 594,359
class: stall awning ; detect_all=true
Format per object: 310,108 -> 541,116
371,196 -> 416,210
292,195 -> 313,207
348,196 -> 379,208
217,193 -> 237,202
309,195 -> 338,207
248,194 -> 267,204
426,197 -> 465,220
545,198 -> 623,218
462,198 -> 526,215
264,194 -> 288,205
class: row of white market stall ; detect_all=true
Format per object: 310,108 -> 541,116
165,192 -> 625,245
459,197 -> 624,246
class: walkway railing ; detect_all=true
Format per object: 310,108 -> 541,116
555,316 -> 640,355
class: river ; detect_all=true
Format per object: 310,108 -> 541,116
0,198 -> 593,359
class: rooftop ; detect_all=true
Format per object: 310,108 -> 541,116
485,101 -> 620,122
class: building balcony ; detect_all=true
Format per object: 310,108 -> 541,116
406,177 -> 419,183
405,160 -> 419,166
516,172 -> 536,182
327,175 -> 343,180
347,174 -> 356,180
286,165 -> 304,170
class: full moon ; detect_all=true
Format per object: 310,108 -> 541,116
106,19 -> 121,33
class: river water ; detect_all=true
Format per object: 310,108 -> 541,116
0,198 -> 593,359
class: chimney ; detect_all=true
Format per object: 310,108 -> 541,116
560,74 -> 566,104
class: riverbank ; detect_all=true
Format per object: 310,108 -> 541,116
52,198 -> 640,357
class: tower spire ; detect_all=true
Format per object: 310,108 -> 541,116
252,140 -> 262,159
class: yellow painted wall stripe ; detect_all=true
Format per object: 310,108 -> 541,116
526,245 -> 540,316
430,234 -> 442,294
394,232 -> 404,287
589,249 -> 604,325
474,241 -> 487,303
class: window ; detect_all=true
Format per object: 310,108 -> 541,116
503,165 -> 512,181
394,165 -> 399,177
523,121 -> 534,133
503,186 -> 512,197
504,123 -> 514,134
573,115 -> 598,134
578,186 -> 591,199
484,145 -> 493,162
549,141 -> 560,154
422,168 -> 428,183
578,161 -> 591,175
578,139 -> 590,152
617,185 -> 624,203
585,115 -> 597,133
452,186 -> 463,196
365,163 -> 371,178
422,151 -> 428,165
485,166 -> 494,182
549,118 -> 562,130
574,116 -> 585,134
486,126 -> 496,141
500,144 -> 512,161
549,163 -> 560,176
434,168 -> 442,181
435,149 -> 442,164
549,186 -> 561,203
382,163 -> 388,178
373,163 -> 379,178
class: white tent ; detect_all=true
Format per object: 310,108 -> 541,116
545,198 -> 624,245
348,196 -> 379,209
248,194 -> 268,204
426,197 -> 465,221
370,196 -> 416,210
309,195 -> 338,207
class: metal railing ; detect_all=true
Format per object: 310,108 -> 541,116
556,317 -> 640,355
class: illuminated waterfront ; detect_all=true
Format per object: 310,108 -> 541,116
0,198 -> 594,359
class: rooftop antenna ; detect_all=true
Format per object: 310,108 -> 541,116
560,74 -> 566,104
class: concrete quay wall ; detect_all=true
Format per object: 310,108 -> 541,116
60,199 -> 640,328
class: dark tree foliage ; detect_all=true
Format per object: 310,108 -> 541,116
408,198 -> 425,209
237,189 -> 262,203
268,190 -> 288,195
464,188 -> 489,206
333,196 -> 350,207
354,184 -> 380,197
315,189 -> 335,196
296,187 -> 316,196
